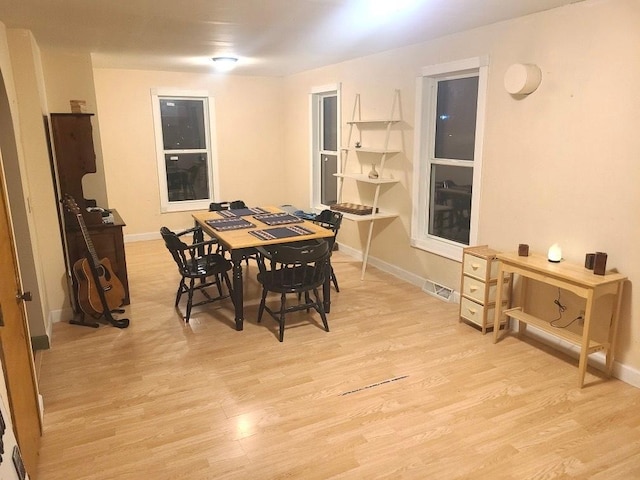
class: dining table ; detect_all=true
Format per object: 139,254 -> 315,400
192,206 -> 335,331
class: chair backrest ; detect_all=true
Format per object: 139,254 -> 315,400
260,240 -> 330,292
160,227 -> 191,275
314,209 -> 343,234
209,200 -> 247,211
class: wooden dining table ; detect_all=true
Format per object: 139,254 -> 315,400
192,206 -> 335,331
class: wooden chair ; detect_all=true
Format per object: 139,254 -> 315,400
160,226 -> 234,323
256,240 -> 330,342
313,209 -> 343,292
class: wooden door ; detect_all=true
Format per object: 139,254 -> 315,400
0,158 -> 41,475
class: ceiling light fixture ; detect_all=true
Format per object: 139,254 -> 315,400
211,56 -> 238,72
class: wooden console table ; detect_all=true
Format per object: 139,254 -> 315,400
492,252 -> 626,388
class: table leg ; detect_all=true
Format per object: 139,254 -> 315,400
606,281 -> 625,376
577,292 -> 595,388
493,264 -> 506,343
231,250 -> 244,331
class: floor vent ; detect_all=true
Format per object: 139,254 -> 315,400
340,375 -> 408,396
422,280 -> 454,302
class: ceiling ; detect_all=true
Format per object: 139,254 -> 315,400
0,0 -> 581,77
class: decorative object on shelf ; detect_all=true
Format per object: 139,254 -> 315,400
584,253 -> 596,269
69,99 -> 87,113
504,63 -> 542,95
368,164 -> 379,179
547,243 -> 562,263
593,251 -> 608,275
330,202 -> 376,215
518,243 -> 529,256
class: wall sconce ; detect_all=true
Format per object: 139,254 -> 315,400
547,243 -> 562,263
211,56 -> 238,72
504,63 -> 542,95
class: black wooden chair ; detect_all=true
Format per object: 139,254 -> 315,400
256,239 -> 331,342
160,226 -> 234,323
313,209 -> 343,292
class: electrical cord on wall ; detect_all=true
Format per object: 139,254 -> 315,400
550,288 -> 583,328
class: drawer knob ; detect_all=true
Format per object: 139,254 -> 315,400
469,285 -> 478,292
467,307 -> 477,315
471,263 -> 480,270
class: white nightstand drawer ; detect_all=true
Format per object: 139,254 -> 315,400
462,276 -> 509,304
460,297 -> 493,327
463,254 -> 498,280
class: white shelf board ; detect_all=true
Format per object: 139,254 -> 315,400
339,211 -> 399,222
346,119 -> 400,125
334,173 -> 399,185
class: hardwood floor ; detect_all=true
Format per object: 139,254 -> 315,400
36,239 -> 640,479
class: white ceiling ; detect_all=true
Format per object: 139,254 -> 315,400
0,0 -> 581,76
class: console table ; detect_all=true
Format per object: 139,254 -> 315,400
492,252 -> 626,388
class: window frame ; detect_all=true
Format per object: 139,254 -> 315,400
411,56 -> 489,262
309,84 -> 341,210
151,88 -> 220,213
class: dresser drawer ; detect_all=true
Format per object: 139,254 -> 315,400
462,276 -> 509,304
463,253 -> 498,280
460,297 -> 493,327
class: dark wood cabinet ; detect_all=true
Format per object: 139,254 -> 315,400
50,113 -> 130,311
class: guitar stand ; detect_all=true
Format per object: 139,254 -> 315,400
71,254 -> 130,329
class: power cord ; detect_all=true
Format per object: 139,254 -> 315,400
550,288 -> 583,328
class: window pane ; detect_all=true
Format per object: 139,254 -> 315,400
435,77 -> 478,160
160,99 -> 206,150
321,154 -> 337,205
165,153 -> 209,201
429,164 -> 473,244
322,96 -> 337,152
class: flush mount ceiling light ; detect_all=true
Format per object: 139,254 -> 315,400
211,56 -> 238,72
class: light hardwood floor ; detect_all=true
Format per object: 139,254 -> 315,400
35,239 -> 640,479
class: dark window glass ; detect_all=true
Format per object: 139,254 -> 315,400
322,96 -> 337,152
435,77 -> 478,160
160,99 -> 206,150
428,164 -> 473,244
165,153 -> 209,201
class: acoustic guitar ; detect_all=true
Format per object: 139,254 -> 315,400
62,195 -> 126,319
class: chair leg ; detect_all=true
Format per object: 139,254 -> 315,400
185,278 -> 196,323
331,266 -> 340,292
278,292 -> 286,342
175,279 -> 186,306
257,288 -> 268,323
312,287 -> 329,332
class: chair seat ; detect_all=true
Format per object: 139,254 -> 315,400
187,254 -> 231,277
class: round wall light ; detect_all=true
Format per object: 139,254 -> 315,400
504,63 -> 542,95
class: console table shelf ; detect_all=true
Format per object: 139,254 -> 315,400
493,252 -> 626,388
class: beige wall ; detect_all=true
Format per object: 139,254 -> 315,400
41,48 -> 108,207
92,69 -> 285,236
282,0 -> 640,370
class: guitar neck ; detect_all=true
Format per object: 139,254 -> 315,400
76,213 -> 101,269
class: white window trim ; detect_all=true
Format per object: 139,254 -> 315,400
411,56 -> 489,262
309,83 -> 341,211
151,88 -> 220,213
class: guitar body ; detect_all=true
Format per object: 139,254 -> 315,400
73,256 -> 125,318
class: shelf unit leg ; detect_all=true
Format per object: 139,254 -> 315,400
360,220 -> 375,280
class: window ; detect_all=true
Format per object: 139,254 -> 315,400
310,85 -> 340,209
151,89 -> 219,213
412,57 -> 488,261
